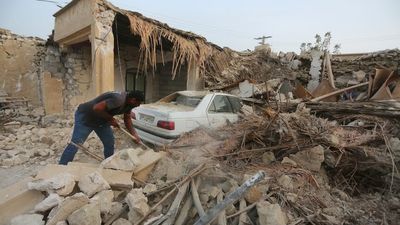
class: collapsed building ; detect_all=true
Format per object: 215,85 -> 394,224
1,0 -> 400,225
1,0 -> 227,115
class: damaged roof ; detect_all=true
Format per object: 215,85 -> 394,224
54,0 -> 228,78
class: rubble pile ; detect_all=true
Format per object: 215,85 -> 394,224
205,48 -> 297,89
205,48 -> 400,94
0,111 -> 127,169
0,114 -> 71,168
170,107 -> 398,223
331,49 -> 400,87
2,35 -> 400,225
2,105 -> 400,225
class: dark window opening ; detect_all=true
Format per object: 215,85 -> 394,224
126,69 -> 146,102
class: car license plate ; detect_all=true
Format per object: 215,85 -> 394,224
139,114 -> 154,123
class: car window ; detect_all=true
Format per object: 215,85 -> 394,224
208,95 -> 233,113
227,96 -> 242,113
176,95 -> 202,107
170,94 -> 203,108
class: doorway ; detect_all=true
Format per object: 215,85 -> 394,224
126,69 -> 146,102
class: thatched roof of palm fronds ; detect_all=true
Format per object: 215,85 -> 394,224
103,0 -> 229,78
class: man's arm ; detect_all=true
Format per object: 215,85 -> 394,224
124,113 -> 140,144
93,101 -> 119,128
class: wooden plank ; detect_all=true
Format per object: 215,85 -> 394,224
35,164 -> 133,189
325,53 -> 335,89
311,82 -> 369,102
0,177 -> 45,225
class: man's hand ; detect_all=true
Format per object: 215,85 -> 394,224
133,133 -> 141,144
109,117 -> 120,128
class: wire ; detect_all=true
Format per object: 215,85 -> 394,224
115,18 -> 125,90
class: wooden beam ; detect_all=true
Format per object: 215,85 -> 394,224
310,82 -> 369,102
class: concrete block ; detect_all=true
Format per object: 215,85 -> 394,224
28,173 -> 76,196
9,214 -> 44,225
34,163 -> 133,189
78,172 -> 110,197
0,177 -> 45,225
34,193 -> 64,212
46,193 -> 89,225
67,203 -> 101,225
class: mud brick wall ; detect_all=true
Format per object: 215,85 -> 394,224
331,49 -> 400,78
0,28 -> 46,106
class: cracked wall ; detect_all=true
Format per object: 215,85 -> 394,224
0,28 -> 45,106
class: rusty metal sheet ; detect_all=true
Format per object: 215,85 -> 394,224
311,79 -> 338,102
293,83 -> 313,99
370,71 -> 400,100
370,68 -> 392,96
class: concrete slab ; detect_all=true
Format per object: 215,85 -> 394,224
0,177 -> 45,225
35,164 -> 133,189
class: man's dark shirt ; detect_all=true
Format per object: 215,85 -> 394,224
77,91 -> 134,127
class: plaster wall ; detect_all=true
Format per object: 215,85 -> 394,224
54,0 -> 93,43
0,29 -> 44,106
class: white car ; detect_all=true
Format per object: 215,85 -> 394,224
131,91 -> 242,146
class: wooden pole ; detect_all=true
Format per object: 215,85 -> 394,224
158,181 -> 190,225
174,195 -> 193,225
217,189 -> 227,225
119,127 -> 152,149
70,141 -> 102,161
194,171 -> 266,225
191,178 -> 206,217
310,82 -> 369,102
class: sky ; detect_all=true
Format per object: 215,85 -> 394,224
0,0 -> 399,53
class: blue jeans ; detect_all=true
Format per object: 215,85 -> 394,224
59,110 -> 115,165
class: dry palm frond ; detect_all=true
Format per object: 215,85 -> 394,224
127,14 -> 218,79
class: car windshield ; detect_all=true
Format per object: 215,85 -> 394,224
172,94 -> 204,108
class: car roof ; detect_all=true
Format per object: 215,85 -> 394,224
176,90 -> 239,98
176,91 -> 209,97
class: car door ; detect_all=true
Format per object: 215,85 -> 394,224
207,95 -> 239,128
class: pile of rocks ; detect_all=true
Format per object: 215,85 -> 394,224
0,110 -> 115,168
8,148 -> 163,225
0,118 -> 72,168
11,171 -> 117,225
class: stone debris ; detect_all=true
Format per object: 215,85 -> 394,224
125,188 -> 150,223
262,151 -> 276,165
142,183 -> 157,195
281,157 -> 297,166
78,171 -> 111,197
9,214 -> 45,225
55,221 -> 68,225
289,145 -> 325,172
89,190 -> 114,214
34,193 -> 64,212
46,193 -> 89,225
277,175 -> 294,190
243,174 -> 264,204
28,173 -> 76,196
112,218 -> 132,225
101,148 -> 141,171
67,203 -> 101,225
102,202 -> 123,222
256,201 -> 287,225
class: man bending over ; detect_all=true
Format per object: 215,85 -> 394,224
59,91 -> 144,165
